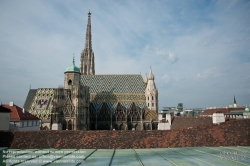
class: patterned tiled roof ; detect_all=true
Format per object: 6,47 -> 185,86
23,88 -> 55,121
81,75 -> 146,93
144,108 -> 157,121
91,102 -> 146,113
23,89 -> 37,110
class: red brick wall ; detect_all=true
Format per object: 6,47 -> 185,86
2,119 -> 250,149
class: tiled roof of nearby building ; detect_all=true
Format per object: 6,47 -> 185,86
171,117 -> 212,130
1,104 -> 40,121
3,119 -> 250,149
23,89 -> 37,110
201,107 -> 245,116
0,106 -> 11,113
81,75 -> 146,93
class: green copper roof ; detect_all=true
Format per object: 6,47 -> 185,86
65,57 -> 80,73
81,74 -> 146,93
245,107 -> 249,112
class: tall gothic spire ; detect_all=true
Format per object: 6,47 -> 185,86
234,95 -> 237,104
148,66 -> 154,80
80,9 -> 95,75
84,9 -> 92,50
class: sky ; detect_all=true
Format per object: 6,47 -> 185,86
0,0 -> 250,110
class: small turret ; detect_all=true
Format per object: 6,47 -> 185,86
64,57 -> 81,89
145,67 -> 158,111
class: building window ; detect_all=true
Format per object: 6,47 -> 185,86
148,96 -> 149,100
68,80 -> 72,85
148,103 -> 149,107
152,96 -> 154,100
36,121 -> 38,126
152,103 -> 154,107
22,122 -> 24,127
32,121 -> 33,126
14,122 -> 16,127
27,121 -> 29,127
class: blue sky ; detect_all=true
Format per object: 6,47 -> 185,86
0,0 -> 250,109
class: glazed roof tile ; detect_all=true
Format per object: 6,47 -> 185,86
23,89 -> 37,110
81,75 -> 146,93
91,102 -> 146,113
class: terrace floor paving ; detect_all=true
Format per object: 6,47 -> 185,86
1,146 -> 249,166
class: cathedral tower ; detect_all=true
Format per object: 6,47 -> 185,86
52,57 -> 90,130
64,57 -> 80,89
145,67 -> 158,112
80,9 -> 95,75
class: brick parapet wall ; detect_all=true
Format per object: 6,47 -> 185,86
1,119 -> 249,149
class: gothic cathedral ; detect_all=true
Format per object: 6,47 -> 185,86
23,10 -> 159,130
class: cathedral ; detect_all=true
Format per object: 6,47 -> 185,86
23,10 -> 158,130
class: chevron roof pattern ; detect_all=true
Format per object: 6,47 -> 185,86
23,89 -> 37,110
81,75 -> 146,93
91,102 -> 147,113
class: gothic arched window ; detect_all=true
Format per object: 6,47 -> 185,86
68,80 -> 72,85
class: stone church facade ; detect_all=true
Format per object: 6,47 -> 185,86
23,10 -> 158,130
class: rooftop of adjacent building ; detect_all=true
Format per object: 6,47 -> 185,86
200,107 -> 245,116
1,102 -> 40,121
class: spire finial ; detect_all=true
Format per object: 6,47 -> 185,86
73,54 -> 75,65
148,66 -> 154,79
234,95 -> 237,104
88,9 -> 91,16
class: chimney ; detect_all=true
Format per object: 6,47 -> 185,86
22,108 -> 25,114
9,102 -> 14,106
